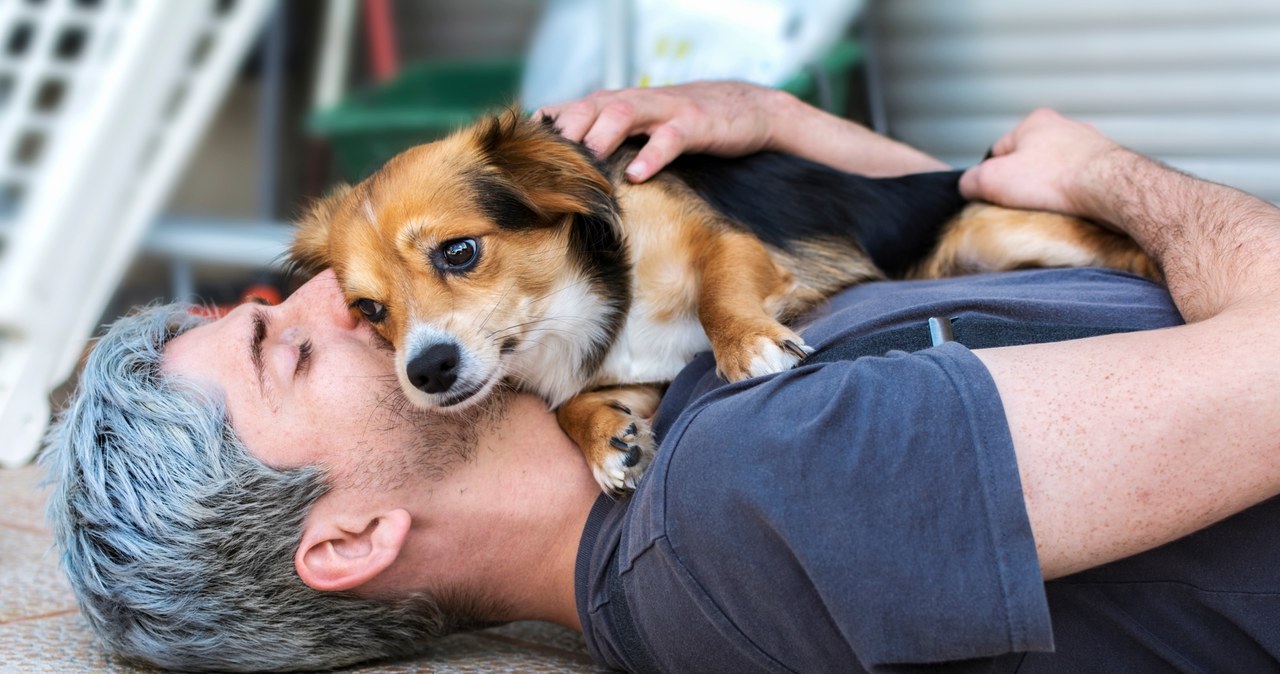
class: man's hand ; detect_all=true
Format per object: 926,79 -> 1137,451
965,107 -> 1280,323
536,81 -> 791,182
959,108 -> 1124,221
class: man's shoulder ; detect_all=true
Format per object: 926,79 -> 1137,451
652,338 -> 1004,502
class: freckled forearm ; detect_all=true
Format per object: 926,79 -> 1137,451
766,93 -> 950,177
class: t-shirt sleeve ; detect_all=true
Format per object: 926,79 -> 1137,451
653,342 -> 1053,670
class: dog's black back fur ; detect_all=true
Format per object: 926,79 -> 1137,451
664,152 -> 967,277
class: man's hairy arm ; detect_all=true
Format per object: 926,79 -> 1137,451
963,110 -> 1280,579
1083,152 -> 1279,323
537,81 -> 948,181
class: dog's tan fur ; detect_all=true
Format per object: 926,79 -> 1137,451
291,110 -> 1158,493
914,203 -> 1162,281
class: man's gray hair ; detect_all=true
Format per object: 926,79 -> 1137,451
41,303 -> 481,672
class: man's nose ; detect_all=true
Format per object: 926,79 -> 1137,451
282,270 -> 359,331
319,290 -> 360,331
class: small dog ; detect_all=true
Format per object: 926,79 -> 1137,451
289,110 -> 1157,493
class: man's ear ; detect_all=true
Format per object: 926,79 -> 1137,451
294,507 -> 411,592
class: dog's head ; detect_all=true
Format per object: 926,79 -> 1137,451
289,110 -> 628,410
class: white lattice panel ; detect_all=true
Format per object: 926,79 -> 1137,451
0,0 -> 272,466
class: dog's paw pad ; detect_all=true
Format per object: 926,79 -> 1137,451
608,424 -> 646,467
592,418 -> 655,495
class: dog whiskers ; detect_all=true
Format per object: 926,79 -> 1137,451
488,328 -> 582,344
483,322 -> 586,342
477,278 -> 519,333
486,315 -> 585,338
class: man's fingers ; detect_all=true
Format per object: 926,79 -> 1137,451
625,123 -> 687,182
959,163 -> 984,201
959,155 -> 1012,202
542,101 -> 599,143
989,131 -> 1018,158
581,102 -> 639,158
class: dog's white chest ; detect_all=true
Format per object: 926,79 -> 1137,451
511,270 -> 710,407
593,300 -> 710,387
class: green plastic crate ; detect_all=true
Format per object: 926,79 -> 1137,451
311,40 -> 861,180
783,38 -> 861,118
310,58 -> 523,181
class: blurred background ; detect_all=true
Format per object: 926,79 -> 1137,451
1,0 -> 1278,466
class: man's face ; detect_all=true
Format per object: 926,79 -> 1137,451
163,270 -> 485,480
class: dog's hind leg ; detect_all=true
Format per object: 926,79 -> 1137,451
697,230 -> 814,382
914,203 -> 1162,282
558,384 -> 663,495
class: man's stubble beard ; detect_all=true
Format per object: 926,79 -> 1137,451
346,377 -> 517,492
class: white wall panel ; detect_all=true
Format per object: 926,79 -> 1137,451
875,0 -> 1280,203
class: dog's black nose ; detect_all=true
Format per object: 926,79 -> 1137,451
407,343 -> 460,394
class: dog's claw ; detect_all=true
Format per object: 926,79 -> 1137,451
720,332 -> 812,381
782,339 -> 812,360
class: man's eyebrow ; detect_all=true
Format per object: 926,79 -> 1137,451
250,308 -> 269,399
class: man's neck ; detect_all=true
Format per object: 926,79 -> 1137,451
396,395 -> 600,630
510,487 -> 596,630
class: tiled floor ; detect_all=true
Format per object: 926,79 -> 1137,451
0,465 -> 606,673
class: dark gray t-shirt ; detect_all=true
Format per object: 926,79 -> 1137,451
575,268 -> 1272,672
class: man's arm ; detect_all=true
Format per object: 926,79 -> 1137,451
962,109 -> 1280,578
536,81 -> 948,181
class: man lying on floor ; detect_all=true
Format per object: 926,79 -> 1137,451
44,82 -> 1280,672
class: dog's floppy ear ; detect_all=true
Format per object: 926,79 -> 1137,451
469,108 -> 617,231
288,183 -> 353,277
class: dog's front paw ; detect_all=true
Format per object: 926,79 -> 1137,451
714,324 -> 813,382
557,387 -> 662,496
588,404 -> 656,495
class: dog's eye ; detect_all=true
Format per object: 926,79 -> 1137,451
437,238 -> 479,271
353,298 -> 387,323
